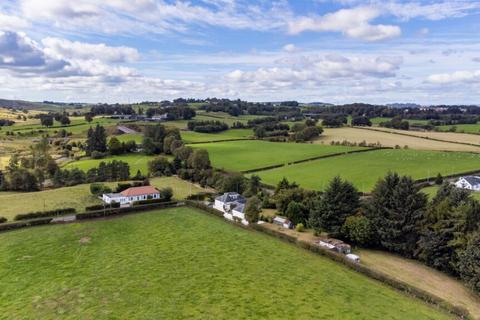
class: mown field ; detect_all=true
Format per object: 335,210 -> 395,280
436,123 -> 480,134
0,207 -> 451,319
255,149 -> 480,192
181,129 -> 253,143
0,177 -> 209,221
316,127 -> 480,152
191,140 -> 365,172
63,154 -> 162,175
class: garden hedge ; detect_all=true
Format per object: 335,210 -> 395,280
85,202 -> 120,211
76,201 -> 180,220
0,217 -> 53,232
14,208 -> 76,221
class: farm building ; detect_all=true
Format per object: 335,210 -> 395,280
455,176 -> 480,191
102,185 -> 160,205
272,216 -> 294,229
214,192 -> 248,225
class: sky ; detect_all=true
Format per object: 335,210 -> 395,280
0,0 -> 479,104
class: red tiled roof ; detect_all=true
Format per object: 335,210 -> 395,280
121,185 -> 159,197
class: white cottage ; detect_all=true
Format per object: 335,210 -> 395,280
455,176 -> 480,191
102,185 -> 161,205
214,192 -> 248,225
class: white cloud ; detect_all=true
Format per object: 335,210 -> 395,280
427,70 -> 480,84
282,44 -> 297,53
41,37 -> 139,63
0,12 -> 30,30
288,7 -> 401,41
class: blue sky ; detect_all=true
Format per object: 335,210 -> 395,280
0,0 -> 479,104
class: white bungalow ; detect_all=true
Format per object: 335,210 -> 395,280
455,176 -> 480,191
102,185 -> 161,205
214,192 -> 248,225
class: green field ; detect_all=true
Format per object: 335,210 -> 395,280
0,207 -> 450,319
181,129 -> 253,143
436,124 -> 480,134
0,177 -> 210,221
64,154 -> 159,175
254,149 -> 480,192
191,140 -> 364,172
115,133 -> 143,143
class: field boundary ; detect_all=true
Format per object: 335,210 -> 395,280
186,138 -> 254,145
241,147 -> 387,174
355,126 -> 480,150
185,200 -> 472,319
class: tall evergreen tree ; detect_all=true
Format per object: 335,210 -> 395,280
366,172 -> 427,257
309,176 -> 359,236
456,230 -> 480,293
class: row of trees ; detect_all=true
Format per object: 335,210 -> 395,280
262,173 -> 480,293
289,120 -> 323,142
187,120 -> 229,133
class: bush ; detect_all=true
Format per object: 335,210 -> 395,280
91,151 -> 106,159
295,223 -> 304,232
14,208 -> 76,221
90,183 -> 112,195
132,197 -> 170,206
159,187 -> 173,201
85,202 -> 120,211
0,217 -> 7,224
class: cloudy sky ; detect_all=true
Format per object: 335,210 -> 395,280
0,0 -> 479,104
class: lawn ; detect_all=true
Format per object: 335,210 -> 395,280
181,129 -> 253,143
254,149 -> 480,192
115,133 -> 143,143
64,154 -> 160,175
191,140 -> 364,172
0,207 -> 450,319
0,177 -> 210,222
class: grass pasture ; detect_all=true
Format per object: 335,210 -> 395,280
181,129 -> 253,143
191,140 -> 365,172
0,207 -> 450,319
64,154 -> 161,175
316,127 -> 480,152
254,149 -> 480,192
0,177 -> 210,221
436,123 -> 480,134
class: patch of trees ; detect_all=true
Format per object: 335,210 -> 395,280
0,139 -> 58,191
321,114 -> 347,127
187,120 -> 229,133
107,137 -> 137,155
379,116 -> 409,130
289,120 -> 323,142
245,172 -> 480,293
53,160 -> 131,187
0,119 -> 14,126
86,124 -> 107,156
90,104 -> 135,116
351,116 -> 372,126
142,124 -> 183,155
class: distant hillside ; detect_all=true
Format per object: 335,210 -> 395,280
386,103 -> 422,108
0,98 -> 56,111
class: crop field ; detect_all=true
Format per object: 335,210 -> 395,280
0,207 -> 450,319
254,149 -> 480,192
371,127 -> 480,147
64,154 -> 161,175
0,177 -> 209,222
316,127 -> 480,152
191,140 -> 365,172
181,129 -> 253,143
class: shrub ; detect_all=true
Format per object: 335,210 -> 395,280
0,217 -> 7,224
91,151 -> 106,159
85,202 -> 120,211
159,187 -> 173,201
14,208 -> 76,221
295,223 -> 304,232
90,183 -> 112,195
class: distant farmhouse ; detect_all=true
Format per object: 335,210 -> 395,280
214,192 -> 248,225
103,186 -> 160,206
455,176 -> 480,191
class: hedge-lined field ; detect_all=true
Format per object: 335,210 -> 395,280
191,140 -> 365,172
0,177 -> 208,222
64,153 -> 161,175
0,207 -> 450,319
255,149 -> 480,192
181,128 -> 253,143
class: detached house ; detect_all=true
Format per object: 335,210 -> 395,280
102,185 -> 160,205
455,176 -> 480,191
214,192 -> 248,225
